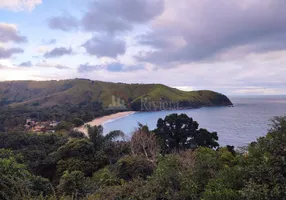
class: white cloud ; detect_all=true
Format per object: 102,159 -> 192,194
0,23 -> 27,43
174,86 -> 196,91
0,59 -> 73,81
0,0 -> 42,12
0,59 -> 16,68
1,0 -> 286,96
35,60 -> 70,69
137,0 -> 286,65
0,69 -> 37,80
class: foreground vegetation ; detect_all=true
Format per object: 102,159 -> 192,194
1,113 -> 286,200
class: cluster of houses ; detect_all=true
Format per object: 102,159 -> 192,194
24,119 -> 59,133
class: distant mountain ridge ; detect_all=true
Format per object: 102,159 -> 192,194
0,79 -> 233,109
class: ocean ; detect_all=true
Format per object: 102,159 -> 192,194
103,96 -> 286,147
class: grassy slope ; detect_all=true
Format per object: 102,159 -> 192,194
0,79 -> 232,108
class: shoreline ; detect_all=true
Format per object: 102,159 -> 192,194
75,111 -> 136,136
75,104 -> 232,136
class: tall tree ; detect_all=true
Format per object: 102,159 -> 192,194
131,123 -> 160,162
86,125 -> 124,152
154,113 -> 219,152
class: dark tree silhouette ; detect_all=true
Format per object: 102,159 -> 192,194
87,125 -> 124,151
154,113 -> 219,152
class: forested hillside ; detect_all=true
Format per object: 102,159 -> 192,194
0,79 -> 232,108
0,79 -> 232,132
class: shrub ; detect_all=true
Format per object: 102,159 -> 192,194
114,155 -> 155,181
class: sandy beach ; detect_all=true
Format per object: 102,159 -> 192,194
76,111 -> 136,136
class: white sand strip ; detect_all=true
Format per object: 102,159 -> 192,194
75,111 -> 136,136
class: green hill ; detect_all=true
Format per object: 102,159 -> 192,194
0,79 -> 232,109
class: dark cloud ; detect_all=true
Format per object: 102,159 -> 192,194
44,47 -> 73,58
42,39 -> 57,45
78,62 -> 145,73
81,0 -> 164,33
48,0 -> 164,59
0,23 -> 27,43
48,0 -> 163,33
82,35 -> 126,58
16,61 -> 69,69
138,33 -> 174,49
48,15 -> 78,31
136,0 -> 286,64
19,61 -> 32,67
78,63 -> 102,73
82,8 -> 130,34
0,47 -> 24,59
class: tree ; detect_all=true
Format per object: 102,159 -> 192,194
201,148 -> 244,200
72,118 -> 85,127
87,125 -> 124,152
131,123 -> 160,162
68,130 -> 85,138
143,155 -> 182,200
115,155 -> 155,181
92,167 -> 119,187
56,138 -> 94,159
55,121 -> 73,131
193,128 -> 219,149
0,149 -> 52,199
55,126 -> 125,178
0,149 -> 30,199
55,138 -> 97,177
240,116 -> 286,199
57,171 -> 87,197
154,113 -> 219,152
0,132 -> 68,181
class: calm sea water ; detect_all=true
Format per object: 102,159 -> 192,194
103,96 -> 286,147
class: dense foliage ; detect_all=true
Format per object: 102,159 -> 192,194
0,114 -> 286,199
0,102 -> 118,132
155,113 -> 219,152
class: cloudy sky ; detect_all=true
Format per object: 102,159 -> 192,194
1,0 -> 286,95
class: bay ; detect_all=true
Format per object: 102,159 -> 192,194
103,96 -> 286,147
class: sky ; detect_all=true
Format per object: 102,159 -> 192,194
0,0 -> 286,95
